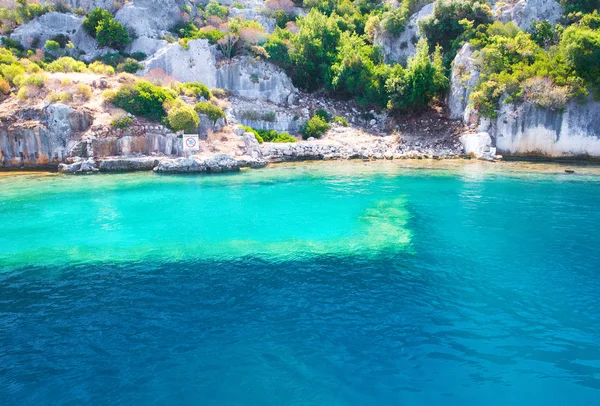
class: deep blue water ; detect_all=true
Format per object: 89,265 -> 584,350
1,162 -> 600,405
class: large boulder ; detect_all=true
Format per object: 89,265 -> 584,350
141,39 -> 218,87
216,56 -> 297,105
448,43 -> 479,122
375,2 -> 434,65
493,0 -> 562,31
127,36 -> 169,58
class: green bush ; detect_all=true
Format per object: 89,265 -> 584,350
420,0 -> 493,64
111,80 -> 176,121
196,29 -> 226,44
97,18 -> 131,49
205,1 -> 229,19
117,58 -> 144,73
83,8 -> 112,37
44,40 -> 60,51
194,101 -> 225,123
165,99 -> 200,133
46,57 -> 87,73
111,114 -> 133,128
83,7 -> 130,49
314,109 -> 330,122
302,115 -> 330,138
180,82 -> 212,99
333,115 -> 349,126
240,125 -> 264,143
386,41 -> 448,112
130,52 -> 147,61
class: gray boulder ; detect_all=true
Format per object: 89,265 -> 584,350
97,157 -> 161,172
243,132 -> 262,158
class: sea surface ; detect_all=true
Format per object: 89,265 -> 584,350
1,161 -> 599,405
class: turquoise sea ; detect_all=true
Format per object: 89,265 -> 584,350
1,161 -> 599,405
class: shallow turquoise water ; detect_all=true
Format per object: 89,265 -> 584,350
1,162 -> 600,405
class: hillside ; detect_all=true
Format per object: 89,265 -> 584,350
0,0 -> 599,170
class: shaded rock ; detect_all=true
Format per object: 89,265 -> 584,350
58,157 -> 97,173
127,36 -> 168,58
98,157 -> 160,172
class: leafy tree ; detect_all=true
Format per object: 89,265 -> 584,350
165,99 -> 200,133
386,40 -> 447,112
302,115 -> 330,138
560,14 -> 600,91
83,8 -> 112,37
96,18 -> 131,49
112,81 -> 176,122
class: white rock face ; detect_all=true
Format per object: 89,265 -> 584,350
493,0 -> 563,31
460,132 -> 492,157
11,12 -> 82,49
115,0 -> 190,38
127,36 -> 169,58
484,96 -> 600,156
217,56 -> 297,105
375,3 -> 434,64
0,104 -> 92,168
448,43 -> 479,122
141,39 -> 218,87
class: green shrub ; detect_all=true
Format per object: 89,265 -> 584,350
196,29 -> 226,44
46,57 -> 87,73
83,8 -> 112,37
96,18 -> 131,49
44,40 -> 61,51
386,41 -> 448,112
130,51 -> 147,61
111,114 -> 133,129
205,1 -> 229,19
194,101 -> 225,123
333,116 -> 349,126
314,109 -> 330,122
302,115 -> 330,138
88,61 -> 115,75
180,82 -> 212,99
165,99 -> 200,133
117,58 -> 144,73
111,80 -> 176,121
14,72 -> 47,88
76,83 -> 92,100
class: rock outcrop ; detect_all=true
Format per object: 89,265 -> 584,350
115,0 -> 191,38
484,95 -> 600,156
448,43 -> 479,123
375,3 -> 434,65
40,0 -> 117,12
217,56 -> 298,105
154,154 -> 243,173
141,39 -> 218,87
0,104 -> 92,168
493,0 -> 562,31
243,132 -> 262,158
10,12 -> 114,62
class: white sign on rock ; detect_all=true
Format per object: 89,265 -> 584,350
183,135 -> 199,152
